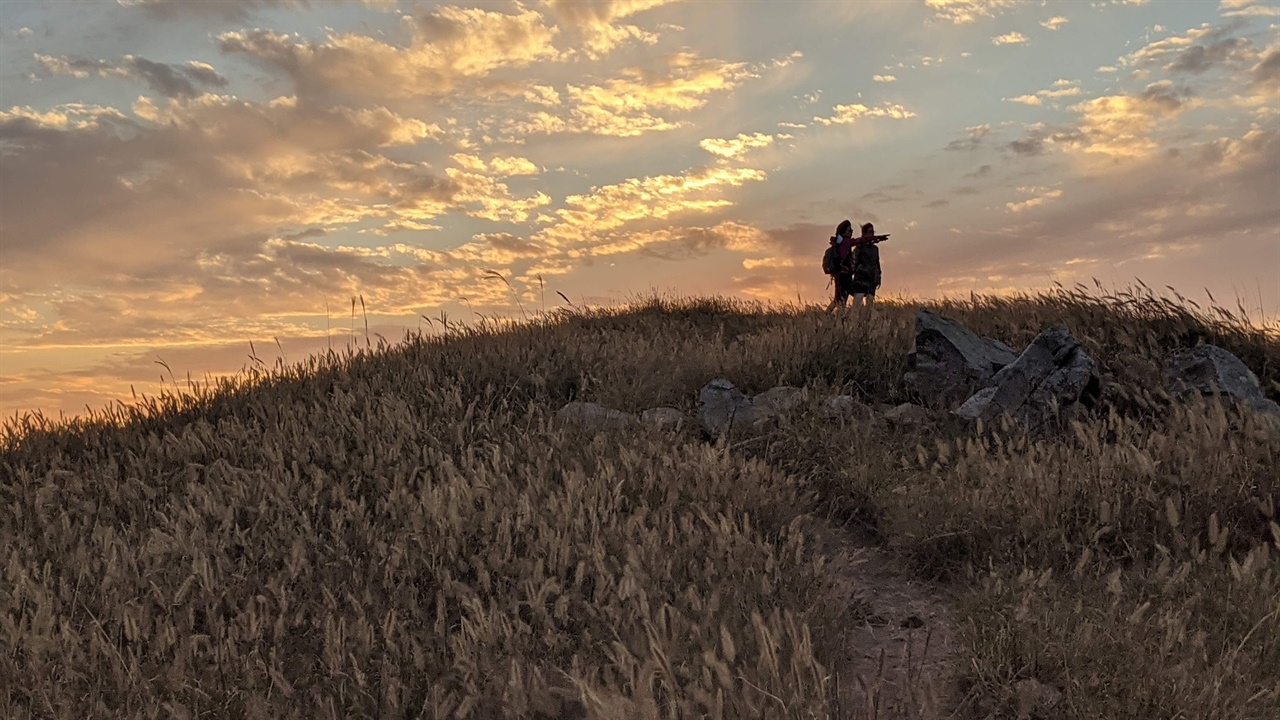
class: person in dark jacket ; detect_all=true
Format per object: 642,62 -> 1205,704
850,222 -> 882,307
824,219 -> 857,313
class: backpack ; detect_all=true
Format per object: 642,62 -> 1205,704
822,244 -> 839,275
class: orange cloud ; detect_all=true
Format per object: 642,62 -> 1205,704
699,132 -> 774,159
813,102 -> 916,125
534,165 -> 767,248
218,6 -> 561,100
926,0 -> 1024,24
1006,186 -> 1063,213
1067,81 -> 1191,158
499,51 -> 759,138
992,32 -> 1029,46
544,0 -> 680,57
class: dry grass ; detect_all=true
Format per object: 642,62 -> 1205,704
2,285 -> 1278,719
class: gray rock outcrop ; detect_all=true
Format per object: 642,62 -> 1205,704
820,395 -> 876,423
640,406 -> 687,430
699,379 -> 772,435
753,386 -> 805,414
954,325 -> 1100,429
698,380 -> 809,435
1164,345 -> 1280,419
882,403 -> 936,428
556,401 -> 635,430
905,311 -> 1019,409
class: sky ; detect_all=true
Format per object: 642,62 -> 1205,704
1,0 -> 1278,419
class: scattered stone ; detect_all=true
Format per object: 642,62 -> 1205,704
883,403 -> 936,428
904,310 -> 1019,410
639,406 -> 686,430
820,395 -> 876,423
1164,345 -> 1280,420
698,379 -> 774,436
1014,678 -> 1063,719
955,325 -> 1100,430
556,401 -> 635,430
753,386 -> 805,414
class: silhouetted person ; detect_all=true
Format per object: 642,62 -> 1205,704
850,222 -> 882,307
823,220 -> 857,313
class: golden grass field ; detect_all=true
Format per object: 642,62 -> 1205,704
2,286 -> 1278,719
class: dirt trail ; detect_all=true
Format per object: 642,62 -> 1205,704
803,521 -> 960,719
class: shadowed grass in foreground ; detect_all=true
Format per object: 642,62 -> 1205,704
2,286 -> 1278,719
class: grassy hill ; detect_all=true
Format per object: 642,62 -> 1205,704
3,287 -> 1278,719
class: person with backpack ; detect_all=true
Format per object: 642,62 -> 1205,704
849,222 -> 883,307
822,219 -> 856,313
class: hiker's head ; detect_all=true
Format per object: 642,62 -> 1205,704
836,219 -> 853,238
860,222 -> 875,237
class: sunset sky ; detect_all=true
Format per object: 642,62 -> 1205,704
1,0 -> 1278,419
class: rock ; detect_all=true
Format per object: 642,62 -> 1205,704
820,395 -> 876,423
956,325 -> 1100,429
556,401 -> 635,430
883,403 -> 935,428
753,386 -> 805,414
640,407 -> 686,430
904,311 -> 1019,409
1164,345 -> 1280,420
955,386 -> 998,420
1014,678 -> 1062,719
698,379 -> 774,436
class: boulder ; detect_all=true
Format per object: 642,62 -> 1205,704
904,311 -> 1019,409
820,395 -> 876,423
698,379 -> 775,436
882,403 -> 936,428
556,401 -> 635,430
753,386 -> 805,414
955,325 -> 1100,429
640,406 -> 687,430
1164,345 -> 1280,420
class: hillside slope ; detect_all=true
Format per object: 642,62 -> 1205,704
3,288 -> 1278,719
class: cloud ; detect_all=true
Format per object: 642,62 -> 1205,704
444,168 -> 552,222
1005,80 -> 1082,105
218,5 -> 561,101
922,121 -> 1280,298
813,102 -> 916,125
502,51 -> 758,138
0,92 -> 566,304
564,52 -> 753,135
542,0 -> 680,57
992,32 -> 1029,46
1255,46 -> 1280,94
874,74 -> 897,82
1220,1 -> 1280,18
120,0 -> 393,21
1067,81 -> 1191,157
1004,79 -> 1193,160
1005,122 -> 1083,156
450,154 -> 541,176
946,124 -> 992,151
533,165 -> 767,249
1006,186 -> 1063,212
699,132 -> 774,159
1121,22 -> 1262,76
1040,16 -> 1069,30
34,54 -> 228,98
926,0 -> 1025,24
